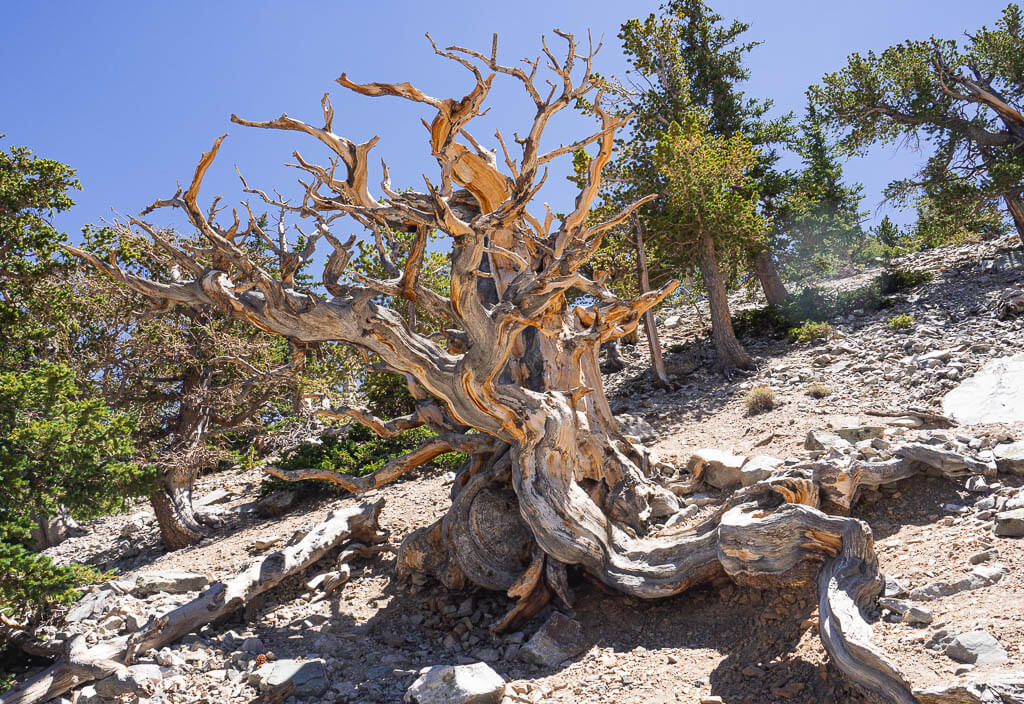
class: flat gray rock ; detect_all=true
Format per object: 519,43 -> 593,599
908,565 -> 1004,601
404,662 -> 505,704
253,659 -> 329,697
256,490 -> 297,518
993,441 -> 1024,476
945,630 -> 1009,665
943,352 -> 1024,424
995,508 -> 1024,537
94,664 -> 168,698
916,672 -> 1024,704
805,429 -> 851,452
897,443 -> 990,476
739,455 -> 784,487
134,570 -> 209,596
878,597 -> 933,625
835,426 -> 885,443
66,590 -> 111,622
519,612 -> 586,667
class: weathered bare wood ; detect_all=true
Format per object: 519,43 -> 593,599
632,214 -> 670,389
0,502 -> 384,704
718,503 -> 917,704
61,31 -> 963,704
864,407 -> 957,427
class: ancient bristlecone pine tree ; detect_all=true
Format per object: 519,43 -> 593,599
68,34 -> 924,703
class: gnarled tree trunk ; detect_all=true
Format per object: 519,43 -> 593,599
754,247 -> 787,306
698,231 -> 754,372
149,468 -> 205,550
149,372 -> 214,550
1004,192 -> 1024,247
63,33 -> 945,703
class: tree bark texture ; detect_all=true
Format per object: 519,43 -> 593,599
633,216 -> 671,389
61,34 -> 973,703
754,248 -> 788,306
1003,192 -> 1024,247
149,372 -> 212,549
698,231 -> 754,371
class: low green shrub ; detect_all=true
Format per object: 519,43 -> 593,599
887,313 -> 915,331
878,269 -> 933,294
733,266 -> 925,342
788,321 -> 834,343
744,386 -> 775,415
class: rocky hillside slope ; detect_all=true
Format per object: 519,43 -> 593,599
9,233 -> 1024,704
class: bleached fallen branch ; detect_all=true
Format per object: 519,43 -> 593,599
0,502 -> 385,704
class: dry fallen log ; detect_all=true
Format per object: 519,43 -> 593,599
864,407 -> 957,428
0,501 -> 385,704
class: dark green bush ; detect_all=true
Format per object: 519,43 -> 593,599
734,267 -> 928,341
877,268 -> 933,294
261,424 -> 467,497
788,321 -> 834,343
363,371 -> 416,420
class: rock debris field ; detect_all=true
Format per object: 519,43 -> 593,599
19,234 -> 1024,703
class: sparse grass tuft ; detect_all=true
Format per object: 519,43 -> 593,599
887,313 -> 915,331
788,321 -> 834,343
806,383 -> 832,399
744,386 -> 776,415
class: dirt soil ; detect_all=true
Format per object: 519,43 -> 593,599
29,233 -> 1024,704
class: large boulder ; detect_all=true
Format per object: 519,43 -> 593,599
943,352 -> 1024,424
404,662 -> 506,704
739,456 -> 784,487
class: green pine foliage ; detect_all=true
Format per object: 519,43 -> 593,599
810,4 -> 1024,243
0,139 -> 152,629
772,106 -> 867,276
653,113 -> 768,265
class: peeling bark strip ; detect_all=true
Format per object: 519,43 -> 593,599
0,502 -> 384,704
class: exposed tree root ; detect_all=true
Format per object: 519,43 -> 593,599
0,501 -> 386,704
394,416 -> 991,704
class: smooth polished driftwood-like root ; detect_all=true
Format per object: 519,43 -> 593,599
0,502 -> 385,704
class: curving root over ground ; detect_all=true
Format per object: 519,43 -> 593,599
30,29 -> 1020,704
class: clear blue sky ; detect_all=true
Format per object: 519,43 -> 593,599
1,1 -> 1013,240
